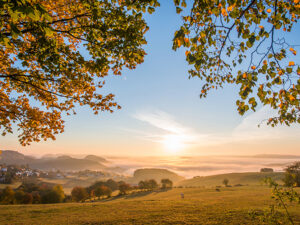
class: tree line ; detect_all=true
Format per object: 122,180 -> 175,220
0,182 -> 64,204
0,177 -> 174,204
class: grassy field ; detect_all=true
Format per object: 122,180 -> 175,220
0,182 -> 21,190
177,172 -> 284,187
0,186 -> 300,225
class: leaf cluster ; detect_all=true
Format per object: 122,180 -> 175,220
0,0 -> 159,145
173,0 -> 300,126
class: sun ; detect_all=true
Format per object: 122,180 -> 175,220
162,134 -> 185,154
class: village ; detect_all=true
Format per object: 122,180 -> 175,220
0,164 -> 119,184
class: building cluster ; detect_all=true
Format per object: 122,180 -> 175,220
0,165 -> 46,184
0,165 -> 125,184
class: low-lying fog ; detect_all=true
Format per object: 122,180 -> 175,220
105,155 -> 300,178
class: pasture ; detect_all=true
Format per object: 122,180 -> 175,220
0,186 -> 299,225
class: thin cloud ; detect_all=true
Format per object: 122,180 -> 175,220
133,110 -> 204,148
232,107 -> 300,141
134,110 -> 188,134
130,107 -> 300,150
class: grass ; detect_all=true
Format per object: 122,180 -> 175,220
0,186 -> 300,225
0,182 -> 21,190
177,172 -> 284,187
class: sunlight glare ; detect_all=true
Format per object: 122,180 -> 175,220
162,134 -> 185,154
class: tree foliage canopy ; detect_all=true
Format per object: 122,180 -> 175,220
173,0 -> 300,126
0,0 -> 159,145
1,0 -> 300,147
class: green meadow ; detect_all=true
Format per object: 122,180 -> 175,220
1,185 -> 299,225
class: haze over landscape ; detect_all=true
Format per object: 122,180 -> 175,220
0,0 -> 300,224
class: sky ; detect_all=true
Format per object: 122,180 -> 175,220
1,1 -> 300,157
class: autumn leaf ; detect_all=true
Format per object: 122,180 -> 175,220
0,0 -> 160,145
289,61 -> 295,66
289,95 -> 296,101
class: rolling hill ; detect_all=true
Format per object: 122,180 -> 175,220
0,186 -> 300,224
131,168 -> 184,184
177,172 -> 284,187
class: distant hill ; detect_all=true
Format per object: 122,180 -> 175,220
30,157 -> 106,171
131,168 -> 184,184
0,150 -> 107,171
0,150 -> 35,165
177,172 -> 284,187
84,155 -> 108,163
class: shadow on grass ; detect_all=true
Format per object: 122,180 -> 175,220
95,188 -> 172,202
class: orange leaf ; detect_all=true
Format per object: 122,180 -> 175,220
289,95 -> 295,101
289,61 -> 295,66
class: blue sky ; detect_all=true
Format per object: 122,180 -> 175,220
1,1 -> 300,157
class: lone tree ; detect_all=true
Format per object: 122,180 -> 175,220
283,161 -> 300,187
223,178 -> 229,187
161,178 -> 173,189
0,0 -> 159,145
173,0 -> 300,125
